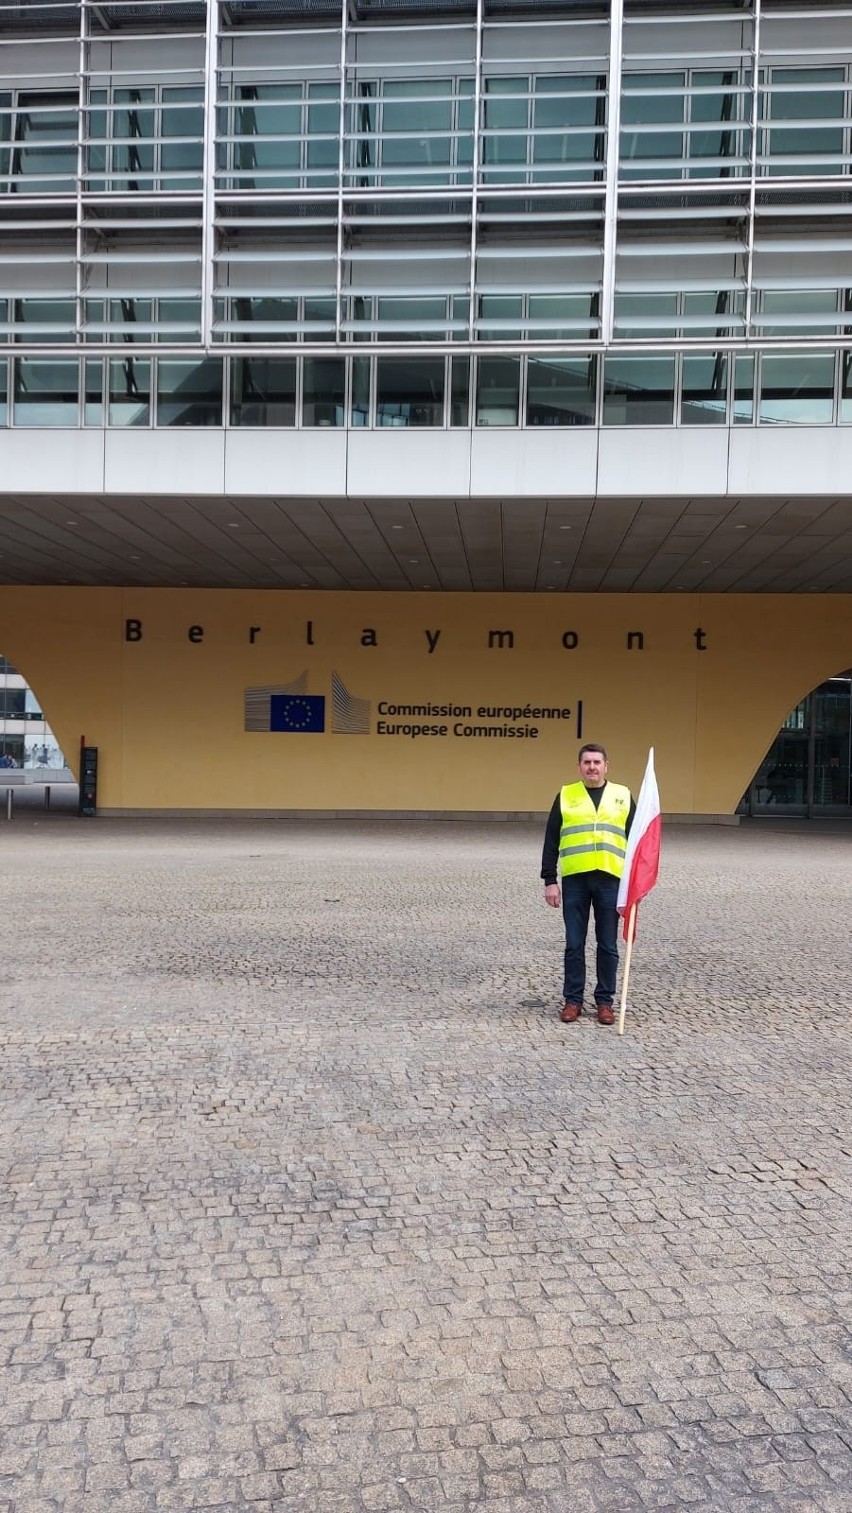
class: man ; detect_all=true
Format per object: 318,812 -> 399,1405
541,743 -> 635,1026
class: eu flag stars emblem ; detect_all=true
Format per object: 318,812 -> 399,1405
269,693 -> 326,733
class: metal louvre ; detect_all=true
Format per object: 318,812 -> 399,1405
0,1 -> 850,356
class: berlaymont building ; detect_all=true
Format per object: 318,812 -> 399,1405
0,0 -> 850,818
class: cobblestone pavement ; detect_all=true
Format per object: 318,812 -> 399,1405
1,816 -> 851,1513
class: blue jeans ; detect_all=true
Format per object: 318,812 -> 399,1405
561,871 -> 619,1007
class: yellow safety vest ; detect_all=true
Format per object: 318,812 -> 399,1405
558,781 -> 631,879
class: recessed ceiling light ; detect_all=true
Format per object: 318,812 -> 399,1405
700,560 -> 711,565
553,560 -> 562,565
227,522 -> 239,528
66,521 -> 78,526
300,582 -> 310,588
559,525 -> 573,530
409,558 -> 419,564
392,525 -> 403,530
734,524 -> 747,530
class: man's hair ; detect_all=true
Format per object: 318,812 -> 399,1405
578,742 -> 607,761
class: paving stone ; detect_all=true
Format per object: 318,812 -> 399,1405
0,816 -> 851,1511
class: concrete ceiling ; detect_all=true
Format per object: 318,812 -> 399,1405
0,493 -> 851,593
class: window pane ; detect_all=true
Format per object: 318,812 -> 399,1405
532,75 -> 602,183
733,355 -> 754,424
476,356 -> 519,426
84,358 -> 103,425
689,71 -> 748,177
681,354 -> 728,425
478,295 -> 522,341
842,352 -> 852,424
758,289 -> 839,338
614,293 -> 678,339
381,80 -> 452,186
112,88 -> 156,191
13,359 -> 78,425
759,352 -> 835,424
602,355 -> 675,425
157,359 -> 223,426
222,297 -> 298,343
351,355 -> 370,426
527,355 -> 596,426
230,357 -> 296,425
621,73 -> 685,179
12,90 -> 76,193
303,357 -> 344,426
234,84 -> 302,189
528,293 -> 597,340
376,357 -> 444,426
483,77 -> 528,181
161,86 -> 204,189
376,297 -> 447,341
109,358 -> 151,426
450,356 -> 469,425
0,356 -> 6,426
307,82 -> 339,189
14,299 -> 75,344
765,68 -> 845,175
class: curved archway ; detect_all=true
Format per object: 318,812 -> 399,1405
0,653 -> 74,795
740,669 -> 852,816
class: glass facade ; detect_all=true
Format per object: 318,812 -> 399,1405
0,661 -> 67,770
0,0 -> 852,429
742,677 -> 852,815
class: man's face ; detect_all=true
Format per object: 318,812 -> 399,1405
578,750 -> 608,788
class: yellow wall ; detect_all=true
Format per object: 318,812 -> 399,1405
1,587 -> 850,814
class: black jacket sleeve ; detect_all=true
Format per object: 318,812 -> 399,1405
540,795 -> 562,884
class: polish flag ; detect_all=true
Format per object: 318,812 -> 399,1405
617,748 -> 662,940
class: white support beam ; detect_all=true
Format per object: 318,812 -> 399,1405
600,0 -> 624,347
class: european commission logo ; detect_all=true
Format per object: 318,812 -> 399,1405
245,672 -> 370,735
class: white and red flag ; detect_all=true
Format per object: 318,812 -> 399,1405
617,747 -> 661,941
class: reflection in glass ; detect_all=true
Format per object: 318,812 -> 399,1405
11,91 -> 76,193
532,75 -> 604,183
614,293 -> 678,339
230,357 -> 296,426
381,79 -> 452,187
482,78 -> 528,182
13,359 -> 79,425
84,358 -> 103,425
351,356 -> 370,426
14,299 -> 75,344
157,359 -> 223,426
759,289 -> 839,337
689,70 -> 748,177
303,357 -> 345,426
759,352 -> 835,424
765,67 -> 845,175
478,295 -> 522,341
842,351 -> 852,424
112,87 -> 156,191
476,356 -> 519,426
161,86 -> 203,190
681,354 -> 728,425
109,357 -> 151,426
376,357 -> 444,426
450,357 -> 469,426
621,73 -> 685,179
0,355 -> 6,426
527,355 -> 596,426
602,356 -> 675,425
733,355 -> 754,424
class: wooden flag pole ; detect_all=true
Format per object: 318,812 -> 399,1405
617,904 -> 637,1037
